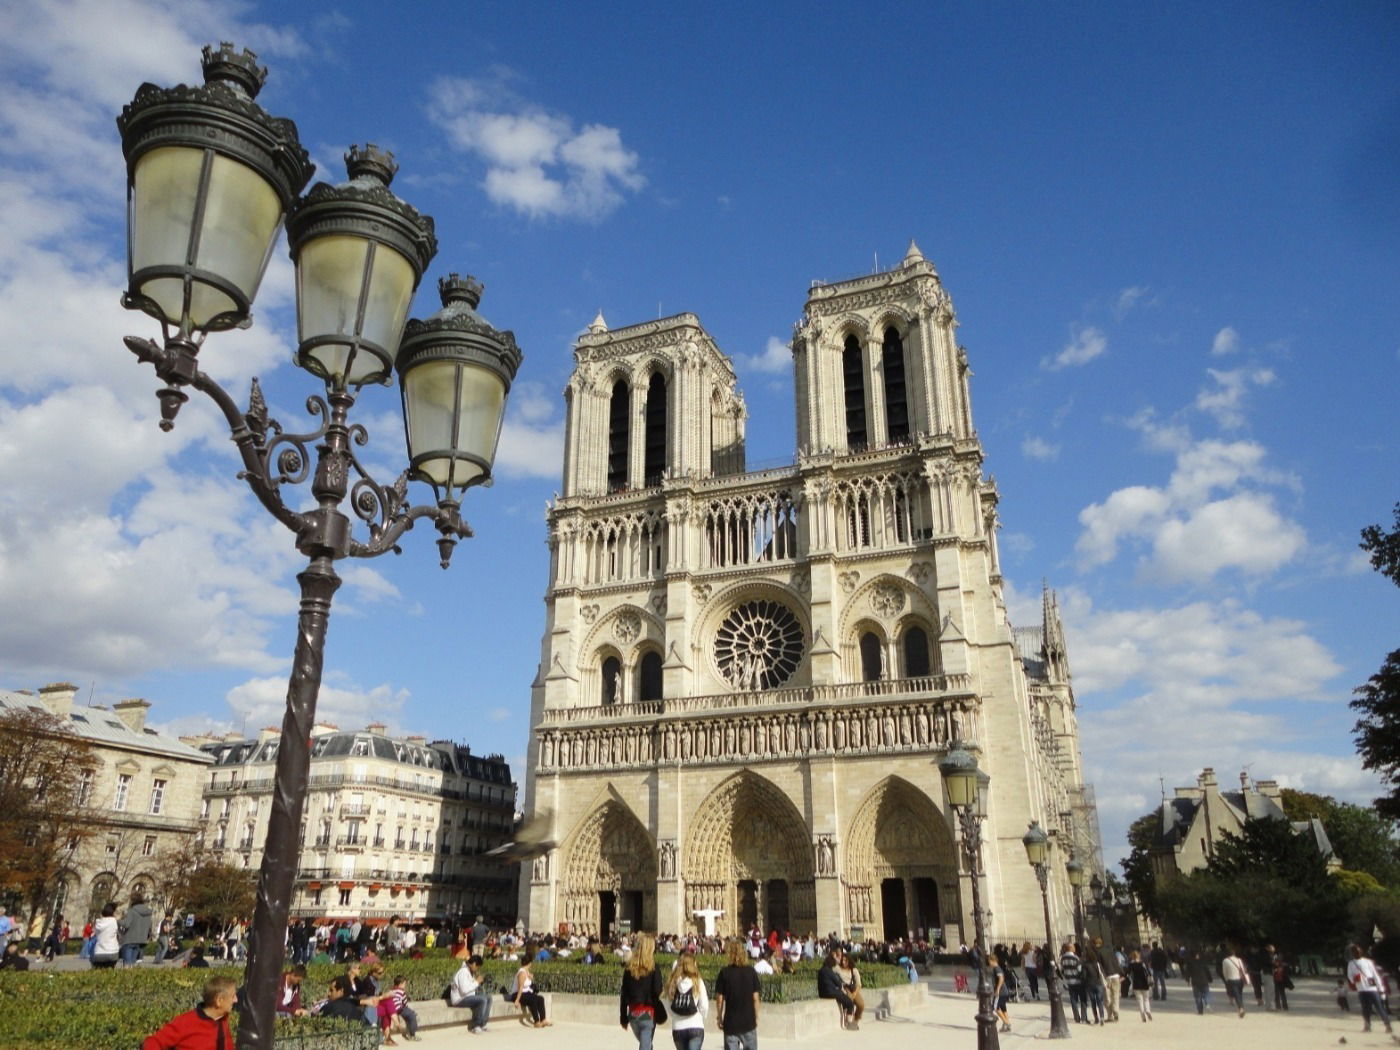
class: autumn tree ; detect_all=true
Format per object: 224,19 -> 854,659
167,857 -> 256,933
1118,811 -> 1162,919
1354,502 -> 1400,820
0,704 -> 97,932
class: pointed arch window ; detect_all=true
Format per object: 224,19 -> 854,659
859,631 -> 883,682
843,335 -> 867,450
607,380 -> 630,492
643,372 -> 667,486
882,326 -> 909,444
601,656 -> 622,706
638,650 -> 663,702
903,626 -> 931,678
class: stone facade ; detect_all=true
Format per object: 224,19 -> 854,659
520,243 -> 1098,947
1,683 -> 211,931
197,723 -> 517,924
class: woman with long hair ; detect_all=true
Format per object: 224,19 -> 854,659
663,951 -> 709,1050
512,952 -> 551,1027
620,932 -> 666,1050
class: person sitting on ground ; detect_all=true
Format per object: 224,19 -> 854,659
140,974 -> 236,1050
277,965 -> 309,1017
0,943 -> 30,971
184,946 -> 209,969
753,948 -> 775,975
817,950 -> 857,1029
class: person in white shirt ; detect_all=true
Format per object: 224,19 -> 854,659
753,950 -> 775,975
1347,944 -> 1393,1034
450,955 -> 493,1032
1220,951 -> 1249,1017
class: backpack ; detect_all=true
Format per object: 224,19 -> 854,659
442,984 -> 453,1005
671,984 -> 698,1017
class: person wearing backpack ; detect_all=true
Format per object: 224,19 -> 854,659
664,950 -> 709,1050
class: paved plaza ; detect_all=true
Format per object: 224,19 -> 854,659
396,974 -> 1397,1050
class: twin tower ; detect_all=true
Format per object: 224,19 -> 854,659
520,242 -> 1095,947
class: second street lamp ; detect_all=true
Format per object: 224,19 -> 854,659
1066,855 -> 1086,945
1022,821 -> 1071,1039
939,744 -> 999,1050
118,44 -> 522,1050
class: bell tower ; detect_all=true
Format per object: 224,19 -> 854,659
561,312 -> 746,497
792,240 -> 970,454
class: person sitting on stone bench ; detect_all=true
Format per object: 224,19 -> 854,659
450,954 -> 493,1032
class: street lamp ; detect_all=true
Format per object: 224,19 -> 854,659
117,44 -> 522,1050
939,744 -> 998,1050
1021,822 -> 1071,1039
1065,856 -> 1086,945
1088,873 -> 1105,943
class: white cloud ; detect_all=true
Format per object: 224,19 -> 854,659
1113,285 -> 1151,319
226,673 -> 410,734
738,336 -> 791,375
1211,326 -> 1240,355
1194,366 -> 1276,428
1021,435 -> 1060,461
494,381 -> 564,481
1043,326 -> 1107,370
1077,426 -> 1305,582
428,75 -> 644,221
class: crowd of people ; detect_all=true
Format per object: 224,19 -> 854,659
979,936 -> 1394,1037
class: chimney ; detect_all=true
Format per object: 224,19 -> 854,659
38,682 -> 80,719
257,726 -> 281,742
1255,779 -> 1281,802
367,722 -> 387,736
1198,767 -> 1217,790
113,698 -> 151,732
223,731 -> 245,742
1240,770 -> 1250,792
406,734 -> 426,744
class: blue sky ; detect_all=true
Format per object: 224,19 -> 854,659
0,0 -> 1396,865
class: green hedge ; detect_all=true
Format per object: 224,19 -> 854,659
0,954 -> 907,1047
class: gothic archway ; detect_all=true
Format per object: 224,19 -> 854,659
844,776 -> 958,941
559,798 -> 657,937
683,771 -> 815,936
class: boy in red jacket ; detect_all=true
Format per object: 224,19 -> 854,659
142,975 -> 237,1049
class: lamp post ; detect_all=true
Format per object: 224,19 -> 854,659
1089,873 -> 1105,944
1065,856 -> 1086,945
939,745 -> 999,1050
117,45 -> 522,1050
1021,822 -> 1071,1039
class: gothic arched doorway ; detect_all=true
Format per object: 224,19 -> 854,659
845,776 -> 957,941
559,799 -> 657,938
683,771 -> 815,936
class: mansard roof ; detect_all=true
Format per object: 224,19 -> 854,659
0,689 -> 211,763
201,727 -> 512,783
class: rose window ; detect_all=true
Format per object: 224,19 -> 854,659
714,599 -> 804,691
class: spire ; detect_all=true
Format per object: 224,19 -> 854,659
902,238 -> 925,265
587,309 -> 608,334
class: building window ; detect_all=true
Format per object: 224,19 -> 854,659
311,888 -> 323,906
75,769 -> 94,806
882,325 -> 909,443
644,372 -> 667,485
638,650 -> 663,702
843,334 -> 867,450
602,656 -> 622,706
200,798 -> 210,821
903,626 -> 931,678
221,798 -> 231,819
607,379 -> 630,491
149,778 -> 167,815
859,631 -> 883,682
113,773 -> 132,811
338,888 -> 352,907
142,835 -> 157,857
105,834 -> 119,855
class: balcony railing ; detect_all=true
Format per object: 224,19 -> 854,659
541,674 -> 973,725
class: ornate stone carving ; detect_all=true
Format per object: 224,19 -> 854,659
714,599 -> 804,691
815,834 -> 836,877
580,604 -> 599,625
693,583 -> 712,604
838,570 -> 860,594
650,593 -> 667,616
658,839 -> 678,880
615,610 -> 641,642
907,561 -> 933,585
871,582 -> 905,618
792,567 -> 811,597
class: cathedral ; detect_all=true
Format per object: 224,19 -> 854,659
518,242 -> 1097,947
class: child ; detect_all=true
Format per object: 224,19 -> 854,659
1336,978 -> 1351,1012
377,975 -> 408,1045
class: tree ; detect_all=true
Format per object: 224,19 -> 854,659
0,705 -> 96,933
1355,504 -> 1400,819
1119,811 -> 1161,919
1279,788 -> 1400,888
167,858 -> 256,933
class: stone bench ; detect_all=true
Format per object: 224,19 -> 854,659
412,993 -> 554,1031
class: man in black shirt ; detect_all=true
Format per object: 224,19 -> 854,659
320,976 -> 371,1023
715,938 -> 761,1050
